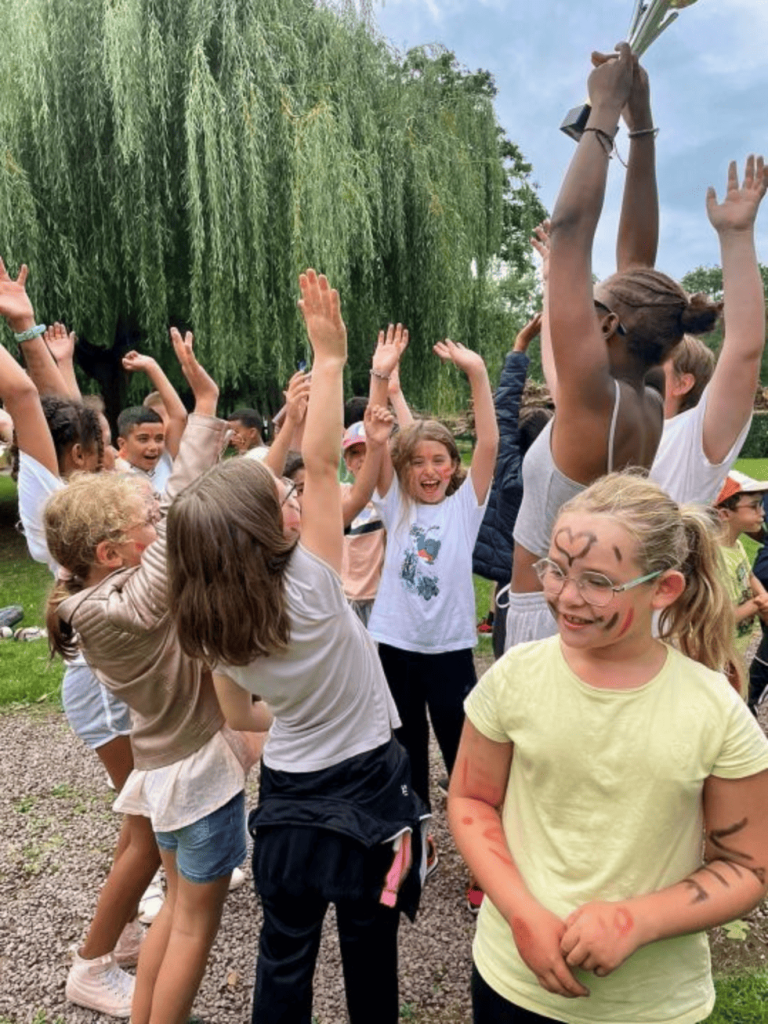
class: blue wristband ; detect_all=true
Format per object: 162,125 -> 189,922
14,323 -> 47,343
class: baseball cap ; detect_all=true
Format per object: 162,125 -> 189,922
715,470 -> 768,507
342,421 -> 366,451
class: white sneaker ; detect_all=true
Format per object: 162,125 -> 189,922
138,872 -> 164,925
228,866 -> 246,891
114,918 -> 144,968
66,950 -> 134,1017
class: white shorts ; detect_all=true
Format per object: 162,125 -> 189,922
504,590 -> 557,652
62,662 -> 132,750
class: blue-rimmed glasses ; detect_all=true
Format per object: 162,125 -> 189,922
533,558 -> 661,608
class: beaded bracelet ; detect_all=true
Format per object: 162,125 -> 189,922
627,127 -> 659,139
370,368 -> 391,381
14,324 -> 47,343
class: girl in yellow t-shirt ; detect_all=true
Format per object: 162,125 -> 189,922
449,472 -> 768,1024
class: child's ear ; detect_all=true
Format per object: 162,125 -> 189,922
69,443 -> 86,469
672,372 -> 695,398
716,506 -> 730,523
94,539 -> 123,569
116,436 -> 127,454
651,569 -> 686,611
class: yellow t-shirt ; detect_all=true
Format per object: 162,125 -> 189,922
465,636 -> 768,1024
718,539 -> 759,656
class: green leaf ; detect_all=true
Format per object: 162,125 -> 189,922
722,919 -> 750,941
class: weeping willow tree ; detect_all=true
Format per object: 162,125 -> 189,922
0,0 -> 545,416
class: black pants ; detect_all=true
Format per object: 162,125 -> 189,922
378,643 -> 476,811
748,625 -> 768,712
253,889 -> 400,1024
472,966 -> 560,1023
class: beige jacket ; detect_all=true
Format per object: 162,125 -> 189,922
59,414 -> 228,770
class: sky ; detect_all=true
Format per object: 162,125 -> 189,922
371,0 -> 768,281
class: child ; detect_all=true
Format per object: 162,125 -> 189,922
0,257 -> 157,1016
715,470 -> 768,698
449,472 -> 768,1024
45,330 -> 267,1024
115,405 -> 173,491
473,312 -> 552,657
507,50 -> 724,651
166,270 -> 426,1024
366,324 -> 498,882
226,406 -> 267,457
340,410 -> 393,626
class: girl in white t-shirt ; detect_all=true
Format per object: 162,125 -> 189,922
366,329 -> 498,890
165,271 -> 426,1024
449,472 -> 768,1024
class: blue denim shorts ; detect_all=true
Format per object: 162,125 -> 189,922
155,790 -> 247,884
62,662 -> 132,750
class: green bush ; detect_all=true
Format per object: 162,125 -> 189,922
739,413 -> 768,459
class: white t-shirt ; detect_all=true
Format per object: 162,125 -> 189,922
17,451 -> 64,575
114,449 -> 174,494
466,637 -> 768,1024
368,473 -> 488,653
650,384 -> 751,506
219,544 -> 400,773
16,452 -> 87,667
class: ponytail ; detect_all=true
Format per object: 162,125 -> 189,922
46,576 -> 85,660
657,506 -> 743,694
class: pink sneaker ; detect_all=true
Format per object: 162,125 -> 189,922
66,950 -> 134,1017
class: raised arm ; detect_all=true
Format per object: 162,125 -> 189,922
614,54 -> 658,272
701,156 -> 768,464
0,259 -> 70,399
369,323 -> 409,498
547,45 -> 633,417
43,322 -> 82,400
448,720 -> 589,999
560,768 -> 768,978
341,404 -> 394,526
122,347 -> 188,458
297,270 -> 347,571
387,365 -> 414,429
263,370 -> 310,477
433,339 -> 498,504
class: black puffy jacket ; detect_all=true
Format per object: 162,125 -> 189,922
472,351 -> 529,583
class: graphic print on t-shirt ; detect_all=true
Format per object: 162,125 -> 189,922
400,524 -> 441,601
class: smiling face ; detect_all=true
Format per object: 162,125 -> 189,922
112,497 -> 160,568
407,439 -> 457,505
545,512 -> 662,655
118,421 -> 166,473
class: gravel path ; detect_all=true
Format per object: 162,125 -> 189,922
0,706 -> 475,1024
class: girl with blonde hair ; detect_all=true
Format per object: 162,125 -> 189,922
450,471 -> 768,1023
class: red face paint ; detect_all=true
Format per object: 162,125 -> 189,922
461,816 -> 474,826
617,608 -> 634,638
614,907 -> 634,936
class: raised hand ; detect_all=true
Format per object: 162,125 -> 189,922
587,42 -> 633,115
297,269 -> 347,362
44,322 -> 77,364
372,322 -> 409,380
513,312 -> 543,353
169,327 -> 218,414
592,51 -> 651,132
531,220 -> 551,284
363,403 -> 394,446
0,258 -> 35,331
283,370 -> 311,425
433,338 -> 487,380
561,900 -> 642,978
706,155 -> 768,235
122,350 -> 158,375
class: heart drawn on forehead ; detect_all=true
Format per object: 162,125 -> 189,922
553,527 -> 597,566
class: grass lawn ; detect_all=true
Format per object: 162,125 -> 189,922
0,474 -> 64,708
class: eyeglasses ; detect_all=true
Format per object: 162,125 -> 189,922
280,478 -> 298,506
533,558 -> 662,608
594,300 -> 627,337
735,498 -> 764,511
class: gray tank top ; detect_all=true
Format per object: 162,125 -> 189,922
513,380 -> 621,558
